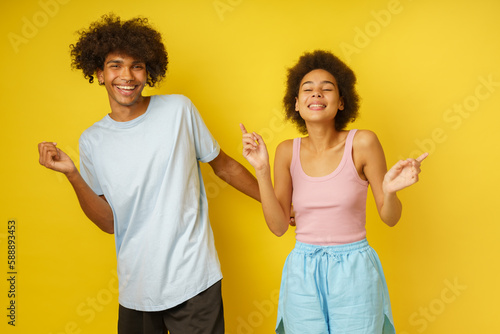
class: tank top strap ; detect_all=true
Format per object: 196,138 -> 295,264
343,129 -> 368,185
344,129 -> 358,159
290,137 -> 301,176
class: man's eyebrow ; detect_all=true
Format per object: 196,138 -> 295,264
301,80 -> 336,86
106,59 -> 123,64
105,59 -> 145,65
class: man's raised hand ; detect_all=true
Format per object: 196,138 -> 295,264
38,142 -> 76,175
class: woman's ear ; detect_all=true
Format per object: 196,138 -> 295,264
339,96 -> 345,110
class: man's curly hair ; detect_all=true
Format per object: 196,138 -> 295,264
283,50 -> 360,134
70,14 -> 168,87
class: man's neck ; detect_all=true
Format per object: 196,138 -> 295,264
108,95 -> 151,122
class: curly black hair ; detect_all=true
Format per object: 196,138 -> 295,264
283,50 -> 360,134
70,13 -> 168,87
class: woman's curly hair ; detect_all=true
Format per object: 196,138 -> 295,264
283,50 -> 360,134
70,14 -> 168,87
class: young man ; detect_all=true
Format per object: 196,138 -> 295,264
38,14 -> 260,334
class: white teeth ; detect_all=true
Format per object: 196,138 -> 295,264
309,104 -> 325,108
117,86 -> 135,90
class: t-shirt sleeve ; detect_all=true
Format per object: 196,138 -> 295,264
79,135 -> 104,196
189,100 -> 220,163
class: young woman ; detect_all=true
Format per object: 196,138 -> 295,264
241,50 -> 427,334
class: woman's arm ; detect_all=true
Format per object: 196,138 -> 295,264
353,130 -> 427,227
241,124 -> 292,236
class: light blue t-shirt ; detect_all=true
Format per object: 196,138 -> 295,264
79,94 -> 222,311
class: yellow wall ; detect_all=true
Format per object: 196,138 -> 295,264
1,0 -> 499,333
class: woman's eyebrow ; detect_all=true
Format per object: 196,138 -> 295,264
301,80 -> 336,87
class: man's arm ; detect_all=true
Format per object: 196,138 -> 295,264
38,142 -> 114,233
208,149 -> 261,202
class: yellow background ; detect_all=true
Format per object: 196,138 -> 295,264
1,0 -> 499,333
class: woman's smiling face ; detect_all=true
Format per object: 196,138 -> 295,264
295,69 -> 344,125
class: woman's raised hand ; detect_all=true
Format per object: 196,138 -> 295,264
240,123 -> 269,171
383,152 -> 428,194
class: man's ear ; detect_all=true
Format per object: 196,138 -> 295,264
96,68 -> 104,84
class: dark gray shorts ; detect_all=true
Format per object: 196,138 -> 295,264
118,280 -> 224,334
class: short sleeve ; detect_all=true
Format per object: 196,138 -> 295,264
79,135 -> 104,196
188,100 -> 220,163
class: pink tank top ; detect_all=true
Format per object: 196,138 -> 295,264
291,129 -> 369,245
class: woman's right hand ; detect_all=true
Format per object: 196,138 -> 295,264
240,123 -> 269,171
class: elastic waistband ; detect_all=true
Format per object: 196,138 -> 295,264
294,238 -> 370,255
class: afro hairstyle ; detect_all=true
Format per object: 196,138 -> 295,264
70,13 -> 168,87
283,50 -> 360,134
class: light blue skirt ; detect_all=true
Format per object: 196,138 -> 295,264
276,239 -> 395,334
